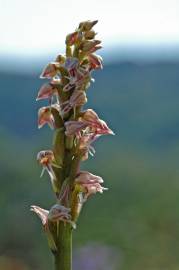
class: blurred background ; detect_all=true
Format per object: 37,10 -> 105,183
1,0 -> 179,269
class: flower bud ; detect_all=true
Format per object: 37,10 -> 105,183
66,31 -> 79,46
80,40 -> 101,52
55,54 -> 66,64
84,30 -> 96,40
78,20 -> 98,31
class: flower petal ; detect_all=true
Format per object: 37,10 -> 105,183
36,83 -> 56,101
30,205 -> 49,226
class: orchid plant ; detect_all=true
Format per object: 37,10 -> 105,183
31,20 -> 114,270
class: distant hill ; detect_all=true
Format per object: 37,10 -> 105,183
1,61 -> 179,270
0,61 -> 179,151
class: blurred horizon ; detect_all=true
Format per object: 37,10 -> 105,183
1,43 -> 179,74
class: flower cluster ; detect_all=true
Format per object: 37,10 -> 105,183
31,20 -> 114,254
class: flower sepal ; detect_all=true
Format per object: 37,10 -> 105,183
30,205 -> 57,253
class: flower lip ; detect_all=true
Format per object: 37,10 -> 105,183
37,150 -> 58,192
37,150 -> 54,164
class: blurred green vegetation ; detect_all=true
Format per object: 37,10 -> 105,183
0,62 -> 179,269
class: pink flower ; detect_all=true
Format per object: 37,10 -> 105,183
63,58 -> 90,92
82,109 -> 114,135
80,40 -> 101,53
65,109 -> 114,137
65,121 -> 88,137
88,54 -> 103,70
38,107 -> 55,129
37,150 -> 56,184
31,204 -> 76,229
48,204 -> 76,229
48,204 -> 70,221
63,71 -> 87,92
75,171 -> 107,201
64,57 -> 79,76
40,62 -> 60,79
64,110 -> 114,160
36,83 -> 57,101
78,133 -> 100,161
60,90 -> 87,115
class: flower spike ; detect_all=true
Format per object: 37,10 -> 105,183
32,20 -> 113,268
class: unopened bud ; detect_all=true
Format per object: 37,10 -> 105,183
66,31 -> 79,46
55,54 -> 66,64
78,20 -> 98,31
84,30 -> 96,40
80,40 -> 101,52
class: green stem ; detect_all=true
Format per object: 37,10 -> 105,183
54,223 -> 72,270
